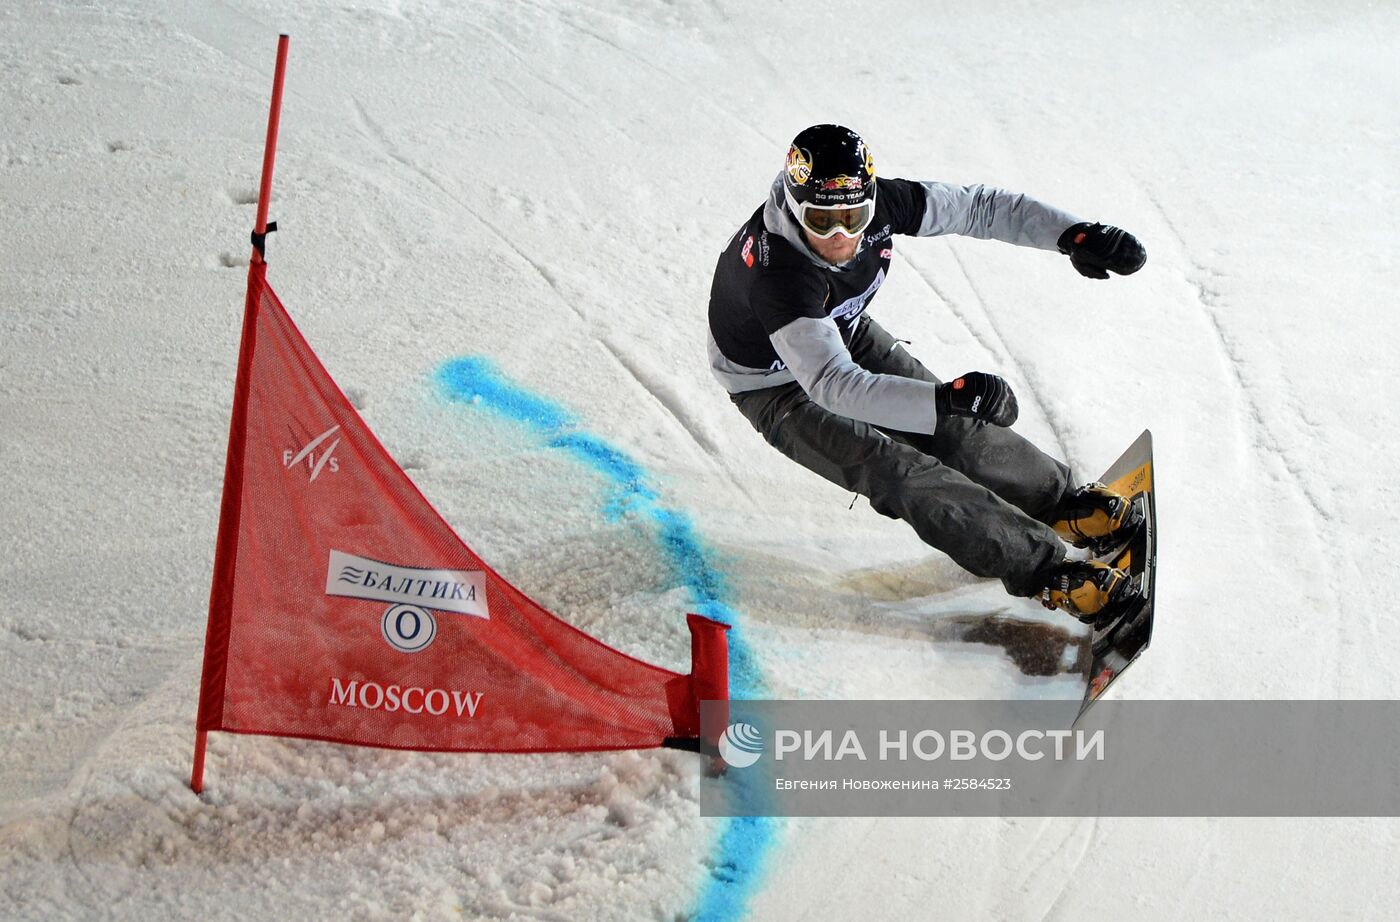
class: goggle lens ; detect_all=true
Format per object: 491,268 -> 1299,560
799,201 -> 874,238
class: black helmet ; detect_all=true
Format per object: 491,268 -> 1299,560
783,124 -> 877,238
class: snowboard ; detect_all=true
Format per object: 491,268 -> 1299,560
1074,429 -> 1157,723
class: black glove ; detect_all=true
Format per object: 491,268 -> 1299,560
935,372 -> 1018,427
1057,222 -> 1146,279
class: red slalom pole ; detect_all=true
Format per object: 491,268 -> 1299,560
251,33 -> 289,264
192,33 -> 290,795
191,730 -> 208,793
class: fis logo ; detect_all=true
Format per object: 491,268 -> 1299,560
719,722 -> 764,768
284,424 -> 341,482
741,235 -> 755,268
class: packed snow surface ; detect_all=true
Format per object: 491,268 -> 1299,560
3,0 -> 1398,919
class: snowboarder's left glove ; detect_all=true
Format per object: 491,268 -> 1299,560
935,372 -> 1018,427
1057,222 -> 1146,279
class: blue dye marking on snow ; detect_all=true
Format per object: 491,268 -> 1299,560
438,356 -> 575,431
436,356 -> 776,920
550,431 -> 658,520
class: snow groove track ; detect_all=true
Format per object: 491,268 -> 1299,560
511,0 -> 779,150
347,95 -> 588,326
899,249 -> 1073,463
599,337 -> 724,459
1140,183 -> 1349,694
1144,187 -> 1333,525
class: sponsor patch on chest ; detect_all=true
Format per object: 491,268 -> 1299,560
829,268 -> 887,325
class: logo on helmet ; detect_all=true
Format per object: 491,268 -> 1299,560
821,175 -> 863,191
786,145 -> 812,185
860,141 -> 875,178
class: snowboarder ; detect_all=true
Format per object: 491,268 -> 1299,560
707,124 -> 1147,623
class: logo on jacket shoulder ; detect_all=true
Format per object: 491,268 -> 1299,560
863,223 -> 892,248
739,232 -> 769,268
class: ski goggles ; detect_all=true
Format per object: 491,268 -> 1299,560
791,198 -> 876,239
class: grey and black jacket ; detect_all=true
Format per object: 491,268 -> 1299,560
706,174 -> 1081,434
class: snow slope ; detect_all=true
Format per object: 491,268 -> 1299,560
2,0 -> 1398,918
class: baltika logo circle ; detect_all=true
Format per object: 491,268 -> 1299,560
719,722 -> 764,768
382,604 -> 437,653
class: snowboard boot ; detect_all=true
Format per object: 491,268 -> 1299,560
1050,482 -> 1144,555
1040,560 -> 1138,626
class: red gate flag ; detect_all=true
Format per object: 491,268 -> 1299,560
191,36 -> 728,792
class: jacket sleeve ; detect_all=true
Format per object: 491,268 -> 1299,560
768,316 -> 941,434
914,181 -> 1082,250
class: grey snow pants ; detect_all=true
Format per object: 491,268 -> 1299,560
730,315 -> 1071,597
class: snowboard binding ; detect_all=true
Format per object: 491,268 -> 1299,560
1040,559 -> 1142,629
1051,482 -> 1145,556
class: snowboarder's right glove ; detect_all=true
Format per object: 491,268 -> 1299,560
1057,222 -> 1146,279
935,372 -> 1018,427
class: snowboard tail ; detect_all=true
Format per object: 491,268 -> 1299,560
1075,430 -> 1156,723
